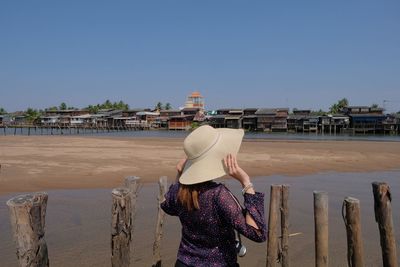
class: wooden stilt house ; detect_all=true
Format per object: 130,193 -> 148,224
242,108 -> 258,131
343,106 -> 386,134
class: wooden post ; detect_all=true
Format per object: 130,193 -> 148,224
111,188 -> 132,267
7,192 -> 49,267
281,185 -> 290,267
314,191 -> 328,267
152,176 -> 168,267
372,182 -> 398,267
342,197 -> 364,267
124,176 -> 141,258
267,184 -> 281,267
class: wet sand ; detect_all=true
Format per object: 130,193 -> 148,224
1,136 -> 400,195
1,172 -> 399,267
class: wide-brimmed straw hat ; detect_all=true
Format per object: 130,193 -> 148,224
179,125 -> 244,185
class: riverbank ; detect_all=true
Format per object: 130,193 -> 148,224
0,136 -> 400,195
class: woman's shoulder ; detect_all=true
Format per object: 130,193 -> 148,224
207,182 -> 232,197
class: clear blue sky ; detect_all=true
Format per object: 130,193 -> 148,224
1,0 -> 399,112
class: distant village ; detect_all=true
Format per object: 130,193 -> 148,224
0,91 -> 400,135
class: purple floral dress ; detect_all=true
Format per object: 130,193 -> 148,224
161,181 -> 267,267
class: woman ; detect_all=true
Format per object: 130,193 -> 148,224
161,125 -> 267,267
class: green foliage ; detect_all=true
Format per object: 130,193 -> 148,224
311,109 -> 326,116
46,106 -> 58,111
0,107 -> 6,114
191,121 -> 200,129
329,98 -> 349,114
164,102 -> 172,110
59,102 -> 67,110
371,103 -> 379,108
25,108 -> 41,122
86,100 -> 129,113
87,105 -> 99,114
155,102 -> 163,111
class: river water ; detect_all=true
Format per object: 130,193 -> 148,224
2,127 -> 400,142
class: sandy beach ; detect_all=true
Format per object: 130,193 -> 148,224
1,136 -> 400,195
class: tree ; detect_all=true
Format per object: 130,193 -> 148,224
25,108 -> 41,123
155,102 -> 163,111
0,107 -> 6,114
114,100 -> 129,110
338,98 -> 349,107
59,102 -> 67,110
164,103 -> 172,110
311,109 -> 326,116
104,99 -> 112,109
329,98 -> 349,114
371,103 -> 379,108
87,105 -> 99,114
46,106 -> 58,111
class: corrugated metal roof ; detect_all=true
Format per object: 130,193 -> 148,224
349,114 -> 386,118
136,111 -> 160,116
255,108 -> 276,115
225,116 -> 242,120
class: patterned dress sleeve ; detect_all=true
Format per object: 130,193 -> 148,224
217,185 -> 267,242
160,183 -> 180,216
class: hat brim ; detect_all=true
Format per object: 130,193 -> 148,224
179,128 -> 244,185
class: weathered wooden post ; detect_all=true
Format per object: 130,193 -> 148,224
372,182 -> 398,267
152,176 -> 168,267
111,188 -> 132,267
342,197 -> 364,267
7,192 -> 49,267
124,176 -> 141,260
314,191 -> 328,267
124,176 -> 141,233
281,185 -> 290,267
267,184 -> 281,267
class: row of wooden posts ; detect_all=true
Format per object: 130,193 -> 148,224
1,125 -> 148,136
5,178 -> 398,267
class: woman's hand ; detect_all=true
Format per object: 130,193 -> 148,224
175,158 -> 187,181
176,158 -> 187,173
224,154 -> 251,187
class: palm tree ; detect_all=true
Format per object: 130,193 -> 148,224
330,98 -> 349,114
